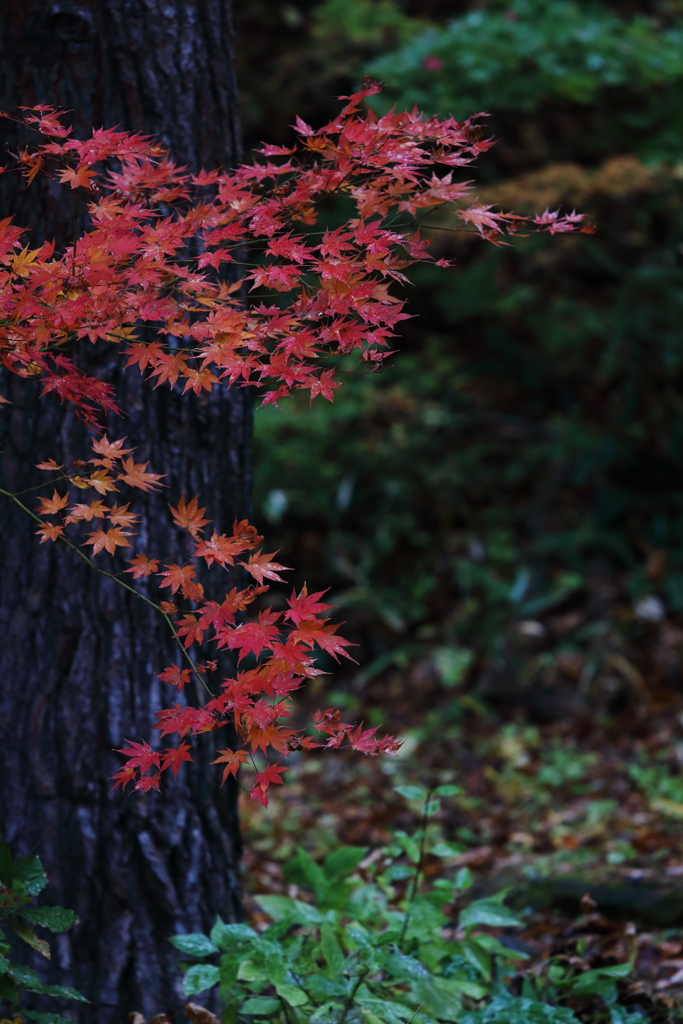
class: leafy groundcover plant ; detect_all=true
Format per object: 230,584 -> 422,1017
171,789 -> 643,1024
0,843 -> 87,1023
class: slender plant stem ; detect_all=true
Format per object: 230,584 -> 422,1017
338,969 -> 368,1024
0,485 -> 213,696
399,788 -> 434,946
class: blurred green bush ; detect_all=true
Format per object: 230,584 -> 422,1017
250,0 -> 683,714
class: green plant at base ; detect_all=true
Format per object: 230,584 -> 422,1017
0,843 -> 87,1024
171,788 -> 640,1024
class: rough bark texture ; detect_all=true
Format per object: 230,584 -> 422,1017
0,3 -> 248,1021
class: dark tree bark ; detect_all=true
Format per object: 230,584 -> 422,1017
0,4 -> 248,1022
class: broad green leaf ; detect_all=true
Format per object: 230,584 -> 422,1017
384,948 -> 430,980
430,841 -> 464,858
433,785 -> 464,797
0,843 -> 12,887
284,848 -> 327,900
0,973 -> 18,1002
357,995 -> 415,1024
0,954 -> 9,973
306,973 -> 347,997
24,1012 -> 78,1024
169,932 -> 218,957
460,938 -> 491,980
309,999 -> 345,1024
240,996 -> 281,1015
275,981 -> 309,1007
394,786 -> 423,801
414,977 -> 466,1021
458,898 -> 523,930
182,963 -> 220,995
424,799 -> 441,817
14,855 -> 48,895
255,894 -> 323,925
461,995 -> 580,1024
382,864 -> 413,881
210,918 -> 257,948
454,867 -> 473,891
9,918 -> 51,959
20,906 -> 78,932
323,846 -> 367,883
237,959 -> 264,982
321,920 -> 344,976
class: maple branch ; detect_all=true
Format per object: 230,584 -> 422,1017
0,486 -> 212,696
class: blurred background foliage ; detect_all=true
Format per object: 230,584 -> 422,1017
235,0 -> 683,732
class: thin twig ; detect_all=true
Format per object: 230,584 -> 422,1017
0,485 -> 212,696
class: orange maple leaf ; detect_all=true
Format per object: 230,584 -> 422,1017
86,526 -> 132,555
36,523 -> 64,543
108,502 -> 139,528
57,166 -> 97,190
169,495 -> 210,538
88,469 -> 118,495
212,747 -> 249,784
118,458 -> 164,492
157,562 -> 197,595
125,554 -> 160,578
65,500 -> 108,523
36,490 -> 68,515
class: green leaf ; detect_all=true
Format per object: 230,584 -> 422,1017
170,932 -> 218,957
240,996 -> 281,1016
237,959 -> 264,983
9,918 -> 51,958
0,843 -> 13,887
461,995 -> 580,1024
321,920 -> 344,977
182,963 -> 220,995
283,848 -> 327,899
433,785 -> 464,797
454,867 -> 473,891
275,982 -> 309,1007
0,973 -> 18,1002
458,898 -> 523,930
356,995 -> 415,1024
424,799 -> 441,817
413,977 -> 466,1022
210,918 -> 257,948
255,895 -> 323,925
323,846 -> 367,883
14,856 -> 48,896
24,1012 -> 78,1024
384,948 -> 430,980
20,906 -> 78,932
394,785 -> 423,801
429,841 -> 464,858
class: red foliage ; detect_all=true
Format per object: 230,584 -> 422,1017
0,85 -> 588,804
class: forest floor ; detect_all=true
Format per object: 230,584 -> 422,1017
238,660 -> 683,1021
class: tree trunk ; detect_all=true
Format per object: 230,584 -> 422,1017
0,3 -> 248,1022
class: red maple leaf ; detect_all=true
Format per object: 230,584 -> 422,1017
115,739 -> 161,773
157,665 -> 191,691
284,584 -> 333,626
242,550 -> 291,585
161,742 -> 193,776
